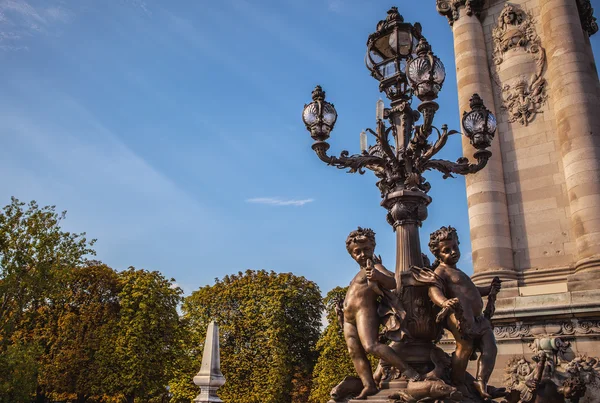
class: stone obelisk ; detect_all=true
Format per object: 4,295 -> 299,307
193,321 -> 226,403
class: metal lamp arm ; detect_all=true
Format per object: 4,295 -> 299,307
365,125 -> 400,167
311,141 -> 386,174
423,151 -> 491,179
421,125 -> 460,162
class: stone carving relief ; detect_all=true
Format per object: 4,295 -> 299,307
494,324 -> 532,339
436,0 -> 484,25
494,319 -> 600,340
504,337 -> 600,403
491,4 -> 547,126
503,357 -> 536,402
576,0 -> 599,37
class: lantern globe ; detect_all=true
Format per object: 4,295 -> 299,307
302,86 -> 338,141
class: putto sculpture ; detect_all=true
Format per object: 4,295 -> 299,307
425,227 -> 502,398
341,227 -> 420,399
330,226 -> 505,402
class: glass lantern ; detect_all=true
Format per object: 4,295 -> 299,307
407,38 -> 446,102
365,7 -> 422,102
462,94 -> 497,150
302,86 -> 338,141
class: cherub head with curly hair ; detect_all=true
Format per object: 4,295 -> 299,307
429,226 -> 460,269
346,227 -> 376,267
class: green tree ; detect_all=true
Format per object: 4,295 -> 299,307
37,263 -> 120,403
0,198 -> 96,403
172,270 -> 323,403
109,267 -> 183,403
0,341 -> 41,403
0,198 -> 96,340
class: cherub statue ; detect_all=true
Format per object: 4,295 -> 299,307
341,227 -> 421,399
424,226 -> 502,398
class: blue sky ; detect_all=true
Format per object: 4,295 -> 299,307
1,0 -> 599,296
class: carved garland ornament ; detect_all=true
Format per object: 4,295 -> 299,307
436,0 -> 484,25
492,4 -> 547,126
494,320 -> 600,339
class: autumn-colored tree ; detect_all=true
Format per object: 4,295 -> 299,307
171,270 -> 323,403
107,267 -> 183,403
36,263 -> 120,403
0,198 -> 96,403
0,198 -> 96,340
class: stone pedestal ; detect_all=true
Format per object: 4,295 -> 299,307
488,288 -> 600,386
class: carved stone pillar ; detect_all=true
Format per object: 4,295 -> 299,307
540,0 -> 600,287
441,3 -> 517,285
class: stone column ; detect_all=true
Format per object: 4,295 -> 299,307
540,0 -> 600,286
446,6 -> 516,286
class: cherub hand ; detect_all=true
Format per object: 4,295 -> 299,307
442,298 -> 460,310
365,259 -> 378,281
525,378 -> 539,391
490,277 -> 502,294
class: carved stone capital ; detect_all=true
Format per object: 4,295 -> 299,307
436,0 -> 485,26
576,0 -> 599,36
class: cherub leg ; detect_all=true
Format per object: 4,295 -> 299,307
343,321 -> 377,399
356,310 -> 421,382
447,316 -> 473,389
474,330 -> 497,399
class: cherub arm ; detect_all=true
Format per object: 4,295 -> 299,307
478,277 -> 502,297
428,286 -> 450,308
366,260 -> 397,290
477,285 -> 492,297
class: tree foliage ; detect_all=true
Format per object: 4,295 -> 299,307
0,197 -> 96,339
37,263 -> 120,403
0,198 -> 183,403
172,270 -> 323,403
0,198 -> 96,403
0,341 -> 41,403
110,267 -> 183,403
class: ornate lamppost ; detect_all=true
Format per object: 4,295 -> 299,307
302,7 -> 497,289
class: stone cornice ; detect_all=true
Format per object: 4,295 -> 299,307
436,0 -> 485,26
576,0 -> 598,36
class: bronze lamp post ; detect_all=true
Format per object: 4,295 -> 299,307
302,7 -> 497,289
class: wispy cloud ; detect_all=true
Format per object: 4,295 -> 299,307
0,0 -> 72,50
124,0 -> 151,16
224,0 -> 349,69
0,77 -> 226,277
327,0 -> 343,13
246,197 -> 315,207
